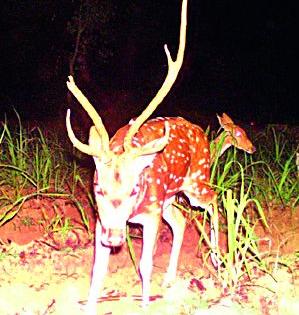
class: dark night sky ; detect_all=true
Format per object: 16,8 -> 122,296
0,0 -> 297,127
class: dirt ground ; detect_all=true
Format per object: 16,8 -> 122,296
0,196 -> 298,315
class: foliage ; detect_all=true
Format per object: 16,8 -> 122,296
181,123 -> 297,292
0,111 -> 298,308
251,125 -> 299,208
46,213 -> 75,241
0,114 -> 90,234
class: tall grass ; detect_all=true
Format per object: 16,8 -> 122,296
252,125 -> 298,209
186,150 -> 267,289
1,112 -> 298,292
0,113 -> 90,233
184,123 -> 298,290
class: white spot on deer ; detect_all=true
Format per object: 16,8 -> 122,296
203,163 -> 209,169
132,140 -> 141,147
203,148 -> 209,153
198,158 -> 206,165
195,136 -> 199,143
184,157 -> 190,164
147,177 -> 153,184
163,184 -> 167,190
178,144 -> 183,150
149,196 -> 157,202
199,175 -> 206,180
113,145 -> 122,152
191,170 -> 201,179
156,178 -> 161,185
201,187 -> 208,194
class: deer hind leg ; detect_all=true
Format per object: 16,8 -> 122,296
205,199 -> 219,267
184,192 -> 219,268
162,203 -> 186,286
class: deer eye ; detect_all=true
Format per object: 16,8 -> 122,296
95,187 -> 104,197
235,130 -> 242,137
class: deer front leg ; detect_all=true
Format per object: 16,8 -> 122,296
136,215 -> 160,307
186,192 -> 220,268
85,221 -> 111,315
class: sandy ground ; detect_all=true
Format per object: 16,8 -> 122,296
0,197 -> 298,315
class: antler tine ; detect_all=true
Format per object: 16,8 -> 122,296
66,109 -> 100,157
123,0 -> 188,152
66,76 -> 110,155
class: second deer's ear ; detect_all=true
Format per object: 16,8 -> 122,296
217,113 -> 234,131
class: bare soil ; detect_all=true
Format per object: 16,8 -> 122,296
0,195 -> 298,315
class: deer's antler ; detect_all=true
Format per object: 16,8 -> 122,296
123,0 -> 188,153
66,76 -> 110,158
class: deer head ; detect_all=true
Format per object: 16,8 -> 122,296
216,113 -> 256,155
66,0 -> 187,246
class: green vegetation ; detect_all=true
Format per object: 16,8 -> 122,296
252,125 -> 298,209
0,113 -> 91,234
0,114 -> 298,314
175,123 -> 298,312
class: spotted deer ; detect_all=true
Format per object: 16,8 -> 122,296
65,0 -> 255,313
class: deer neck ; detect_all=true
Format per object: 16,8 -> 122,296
210,131 -> 233,164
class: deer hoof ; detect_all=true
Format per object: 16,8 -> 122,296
141,297 -> 150,308
162,273 -> 176,288
84,304 -> 97,315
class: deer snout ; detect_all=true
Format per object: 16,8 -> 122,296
111,199 -> 122,208
248,145 -> 256,153
101,226 -> 126,247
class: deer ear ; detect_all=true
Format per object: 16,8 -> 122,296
216,114 -> 222,126
139,136 -> 168,155
89,126 -> 102,150
137,121 -> 170,156
217,113 -> 234,131
134,154 -> 157,174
